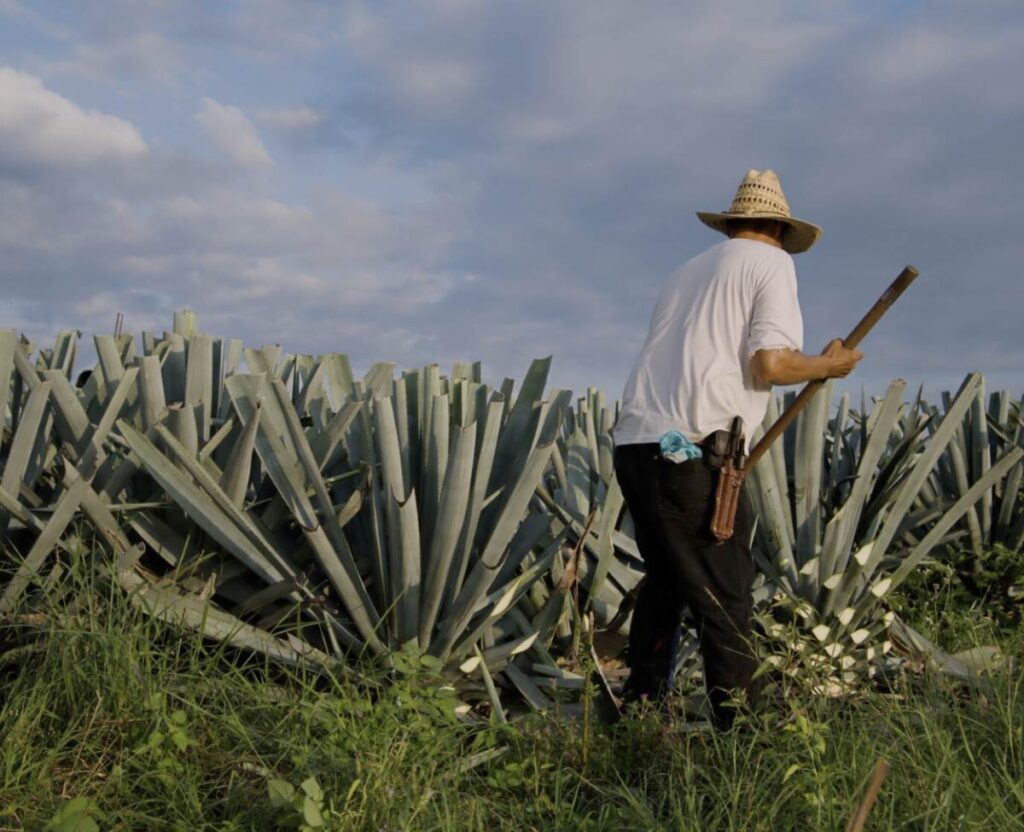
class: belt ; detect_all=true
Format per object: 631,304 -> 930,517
617,430 -> 730,451
699,429 -> 729,450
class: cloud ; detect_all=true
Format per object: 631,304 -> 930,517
314,2 -> 1024,395
255,105 -> 326,133
0,68 -> 146,170
196,97 -> 273,169
3,2 -> 1024,399
44,33 -> 184,86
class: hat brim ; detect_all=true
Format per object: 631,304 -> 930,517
696,211 -> 822,255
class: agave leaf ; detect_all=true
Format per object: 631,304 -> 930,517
374,394 -> 409,634
748,448 -> 797,589
217,339 -> 244,417
119,568 -> 338,671
584,474 -> 624,608
948,414 -> 983,551
185,333 -> 214,441
794,380 -> 831,565
443,397 -> 504,614
581,398 -> 601,493
363,361 -> 395,399
161,333 -> 187,404
870,373 -> 983,566
564,425 -> 592,519
167,404 -> 199,458
0,380 -> 52,528
79,367 -> 139,479
173,309 -> 197,339
320,353 -> 354,411
220,404 -> 262,508
888,616 -> 989,689
12,340 -> 41,394
0,476 -> 86,613
504,663 -> 550,711
473,644 -> 507,723
94,334 -> 125,389
129,511 -> 193,566
227,374 -> 384,652
969,381 -> 992,546
48,330 -> 78,379
995,397 -> 1024,535
311,400 -> 363,472
826,392 -> 851,507
40,369 -> 90,458
888,447 -> 1023,590
242,345 -> 280,377
949,646 -> 1005,675
421,393 -> 450,555
390,487 -> 422,646
479,631 -> 539,671
351,389 -> 389,617
137,355 -> 167,432
294,355 -> 326,416
818,380 -> 906,596
488,357 -> 551,497
0,483 -> 43,533
431,437 -> 556,659
122,421 -> 291,585
198,417 -> 236,463
419,422 -> 475,647
392,378 -> 412,488
231,579 -> 300,617
0,330 -> 16,427
765,394 -> 794,545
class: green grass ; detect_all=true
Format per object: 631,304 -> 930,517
1,569 -> 1023,830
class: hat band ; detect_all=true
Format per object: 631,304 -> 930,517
729,194 -> 790,215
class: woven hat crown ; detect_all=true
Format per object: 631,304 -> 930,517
727,169 -> 791,218
696,167 -> 821,253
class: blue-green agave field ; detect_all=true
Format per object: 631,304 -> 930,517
1,311 -> 1021,720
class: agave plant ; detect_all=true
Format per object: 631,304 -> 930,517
885,379 -> 1024,621
914,379 -> 1024,552
747,373 -> 1022,691
0,314 -> 589,715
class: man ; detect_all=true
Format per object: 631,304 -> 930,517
613,169 -> 863,729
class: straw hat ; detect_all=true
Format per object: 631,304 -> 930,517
696,169 -> 822,254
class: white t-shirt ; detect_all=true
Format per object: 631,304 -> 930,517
614,238 -> 803,449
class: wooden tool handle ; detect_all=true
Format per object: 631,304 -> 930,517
747,266 -> 918,469
845,758 -> 891,832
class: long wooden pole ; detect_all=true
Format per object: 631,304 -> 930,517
746,265 -> 919,469
845,758 -> 891,832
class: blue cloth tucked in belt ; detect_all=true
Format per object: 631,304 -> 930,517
658,430 -> 703,463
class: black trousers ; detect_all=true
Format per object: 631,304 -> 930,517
613,442 -> 758,728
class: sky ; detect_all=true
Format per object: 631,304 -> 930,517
1,1 -> 1022,402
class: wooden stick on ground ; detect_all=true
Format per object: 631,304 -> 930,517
845,757 -> 891,832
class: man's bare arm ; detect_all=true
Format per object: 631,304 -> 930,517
751,339 -> 864,386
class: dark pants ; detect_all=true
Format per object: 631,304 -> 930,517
613,442 -> 758,729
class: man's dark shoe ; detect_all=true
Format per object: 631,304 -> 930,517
620,669 -> 669,707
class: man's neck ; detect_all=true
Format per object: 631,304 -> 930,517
730,230 -> 783,249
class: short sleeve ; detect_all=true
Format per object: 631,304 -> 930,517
747,257 -> 803,357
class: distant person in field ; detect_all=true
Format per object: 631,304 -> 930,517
613,169 -> 863,729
